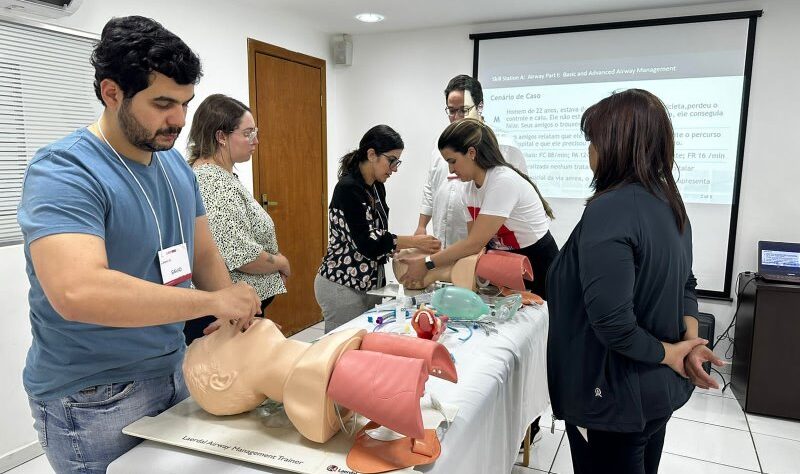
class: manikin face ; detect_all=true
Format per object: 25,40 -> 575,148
222,111 -> 258,164
116,72 -> 195,152
441,146 -> 479,182
367,147 -> 403,183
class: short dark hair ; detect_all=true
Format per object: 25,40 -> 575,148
581,88 -> 687,232
91,16 -> 202,105
444,75 -> 483,106
339,125 -> 404,178
187,94 -> 250,165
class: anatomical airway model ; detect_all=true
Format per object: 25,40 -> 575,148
183,319 -> 457,473
393,248 -> 537,294
411,306 -> 448,341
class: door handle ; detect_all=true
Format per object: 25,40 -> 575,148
261,193 -> 278,207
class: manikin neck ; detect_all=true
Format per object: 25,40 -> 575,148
255,337 -> 310,402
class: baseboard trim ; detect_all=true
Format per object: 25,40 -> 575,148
0,442 -> 43,473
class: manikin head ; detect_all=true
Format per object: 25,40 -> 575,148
183,318 -> 366,443
91,16 -> 202,153
393,249 -> 481,291
183,317 -> 303,414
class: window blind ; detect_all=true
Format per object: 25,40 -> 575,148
0,17 -> 99,246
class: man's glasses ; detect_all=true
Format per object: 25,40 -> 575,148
381,153 -> 402,170
445,105 -> 476,118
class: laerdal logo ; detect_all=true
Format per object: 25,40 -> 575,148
326,465 -> 356,474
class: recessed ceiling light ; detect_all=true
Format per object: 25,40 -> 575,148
355,13 -> 384,23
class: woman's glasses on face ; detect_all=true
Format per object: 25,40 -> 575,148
232,127 -> 258,144
381,153 -> 402,170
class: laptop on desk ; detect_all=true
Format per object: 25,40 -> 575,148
758,241 -> 800,284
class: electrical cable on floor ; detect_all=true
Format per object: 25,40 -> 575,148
707,272 -> 759,394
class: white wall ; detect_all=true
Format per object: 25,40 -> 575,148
330,0 -> 800,362
0,0 -> 333,460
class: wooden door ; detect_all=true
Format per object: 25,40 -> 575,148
248,39 -> 326,335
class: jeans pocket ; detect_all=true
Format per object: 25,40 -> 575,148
31,400 -> 48,448
65,381 -> 137,408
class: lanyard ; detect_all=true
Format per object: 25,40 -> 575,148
371,184 -> 388,230
96,123 -> 185,250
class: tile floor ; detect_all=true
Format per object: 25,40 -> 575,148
8,330 -> 800,473
514,369 -> 800,474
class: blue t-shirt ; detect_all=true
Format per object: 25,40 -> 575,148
17,127 -> 206,400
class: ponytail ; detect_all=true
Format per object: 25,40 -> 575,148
338,150 -> 362,178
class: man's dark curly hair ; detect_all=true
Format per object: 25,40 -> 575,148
91,16 -> 202,105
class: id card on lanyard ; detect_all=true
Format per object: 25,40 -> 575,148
98,123 -> 192,286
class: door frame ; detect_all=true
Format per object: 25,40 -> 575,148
246,37 -> 328,238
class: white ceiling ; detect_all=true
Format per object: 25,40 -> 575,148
251,0 -> 745,34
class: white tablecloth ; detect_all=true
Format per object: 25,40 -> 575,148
109,305 -> 550,474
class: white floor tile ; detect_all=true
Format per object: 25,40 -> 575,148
663,417 -> 760,471
289,327 -> 324,343
538,404 -> 566,431
747,413 -> 800,442
515,429 -> 564,471
550,433 -> 574,474
753,433 -> 800,474
312,321 -> 324,330
511,465 -> 547,473
659,453 -> 760,473
6,455 -> 53,474
672,392 -> 749,431
693,370 -> 737,399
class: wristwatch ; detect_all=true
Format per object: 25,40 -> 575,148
424,256 -> 436,270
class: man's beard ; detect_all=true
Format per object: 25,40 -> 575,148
118,99 -> 181,152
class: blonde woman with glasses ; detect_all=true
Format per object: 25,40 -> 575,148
184,94 -> 289,343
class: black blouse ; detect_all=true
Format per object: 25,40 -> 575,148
318,170 -> 397,291
546,183 -> 698,432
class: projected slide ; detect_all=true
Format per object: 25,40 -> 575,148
474,16 -> 757,295
481,57 -> 744,204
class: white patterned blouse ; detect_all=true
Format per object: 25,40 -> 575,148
193,163 -> 287,301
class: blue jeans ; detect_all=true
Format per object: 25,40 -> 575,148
27,371 -> 188,474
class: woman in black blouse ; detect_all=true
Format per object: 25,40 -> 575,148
315,125 -> 440,333
546,89 -> 723,474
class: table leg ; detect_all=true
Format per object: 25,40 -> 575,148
522,425 -> 531,466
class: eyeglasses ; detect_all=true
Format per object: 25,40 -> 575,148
232,127 -> 258,143
445,105 -> 476,118
381,153 -> 402,170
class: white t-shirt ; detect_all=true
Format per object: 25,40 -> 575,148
463,166 -> 550,250
420,130 -> 528,247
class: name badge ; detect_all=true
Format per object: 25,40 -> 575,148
158,243 -> 192,286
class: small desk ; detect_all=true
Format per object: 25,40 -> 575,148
109,305 -> 550,474
731,274 -> 800,420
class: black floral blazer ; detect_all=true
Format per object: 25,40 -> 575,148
318,170 -> 397,291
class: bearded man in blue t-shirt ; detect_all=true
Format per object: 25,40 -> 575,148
17,16 -> 261,473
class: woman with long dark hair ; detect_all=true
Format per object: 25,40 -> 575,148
546,89 -> 721,474
400,118 -> 558,299
315,125 -> 440,332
